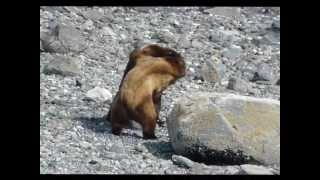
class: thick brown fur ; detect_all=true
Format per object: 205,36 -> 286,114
106,44 -> 182,123
107,44 -> 186,139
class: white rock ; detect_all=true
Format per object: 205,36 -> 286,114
240,164 -> 274,175
85,87 -> 112,102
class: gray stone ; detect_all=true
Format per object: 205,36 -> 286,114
221,45 -> 242,60
85,87 -> 112,103
167,92 -> 280,166
271,20 -> 280,31
204,7 -> 241,19
227,77 -> 249,93
253,63 -> 275,81
276,78 -> 280,86
102,26 -> 117,37
240,164 -> 275,175
43,55 -> 81,76
153,30 -> 176,43
41,24 -> 87,53
189,163 -> 241,175
200,58 -> 224,85
40,40 -> 44,51
58,25 -> 87,53
172,155 -> 194,168
102,152 -> 128,160
191,39 -> 203,49
109,144 -> 125,154
83,9 -> 104,21
209,29 -> 240,43
134,144 -> 147,153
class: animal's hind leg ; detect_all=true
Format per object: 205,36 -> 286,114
110,103 -> 130,136
153,93 -> 163,126
137,96 -> 158,139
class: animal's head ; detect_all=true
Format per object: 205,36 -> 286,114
130,44 -> 186,77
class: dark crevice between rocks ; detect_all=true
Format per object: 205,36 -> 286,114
184,144 -> 261,166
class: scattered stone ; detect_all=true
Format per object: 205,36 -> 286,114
102,152 -> 128,160
109,144 -> 125,154
89,160 -> 98,165
204,7 -> 241,19
41,24 -> 87,53
134,144 -> 147,153
200,59 -> 222,85
227,77 -> 249,93
75,79 -> 82,87
85,87 -> 112,103
221,45 -> 242,60
82,9 -> 104,21
252,63 -> 275,81
276,78 -> 280,86
189,163 -> 242,175
240,164 -> 275,175
41,7 -> 280,174
172,155 -> 194,168
167,92 -> 280,166
43,55 -> 81,76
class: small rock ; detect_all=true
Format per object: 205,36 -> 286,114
252,63 -> 275,81
85,87 -> 112,103
191,39 -> 203,49
227,77 -> 249,93
276,78 -> 280,86
43,55 -> 81,76
109,144 -> 125,154
204,7 -> 241,19
75,79 -> 82,87
221,45 -> 242,60
240,164 -> 275,175
172,155 -> 194,168
103,152 -> 128,160
271,20 -> 280,31
89,160 -> 98,165
102,26 -> 116,36
134,144 -> 147,153
200,59 -> 222,85
190,163 -> 241,175
40,40 -> 44,52
83,9 -> 104,21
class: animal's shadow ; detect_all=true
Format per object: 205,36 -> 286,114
142,140 -> 175,161
74,115 -> 110,134
74,115 -> 143,139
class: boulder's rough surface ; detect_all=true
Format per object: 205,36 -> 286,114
167,92 -> 280,166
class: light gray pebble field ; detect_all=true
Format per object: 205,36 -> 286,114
40,6 -> 280,174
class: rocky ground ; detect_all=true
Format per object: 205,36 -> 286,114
40,7 -> 280,174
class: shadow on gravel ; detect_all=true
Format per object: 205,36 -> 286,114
74,116 -> 111,134
143,140 -> 175,160
75,116 -> 145,139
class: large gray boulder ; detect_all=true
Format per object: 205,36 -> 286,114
42,54 -> 81,76
167,92 -> 280,167
40,24 -> 87,53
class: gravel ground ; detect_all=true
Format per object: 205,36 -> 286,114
40,6 -> 280,174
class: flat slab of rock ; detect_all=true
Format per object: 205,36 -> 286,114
240,164 -> 276,175
40,24 -> 87,53
85,87 -> 112,103
42,55 -> 81,76
167,92 -> 280,166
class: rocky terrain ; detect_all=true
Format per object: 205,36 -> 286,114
40,7 -> 280,174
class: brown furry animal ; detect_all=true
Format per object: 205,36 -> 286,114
107,44 -> 186,139
106,44 -> 181,123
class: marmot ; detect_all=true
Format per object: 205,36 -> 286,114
107,44 -> 186,139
